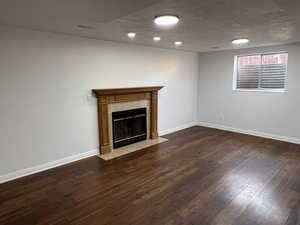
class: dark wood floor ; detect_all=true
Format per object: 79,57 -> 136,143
1,126 -> 300,225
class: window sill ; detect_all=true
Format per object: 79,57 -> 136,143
233,88 -> 287,93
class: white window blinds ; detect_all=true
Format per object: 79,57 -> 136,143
234,52 -> 288,91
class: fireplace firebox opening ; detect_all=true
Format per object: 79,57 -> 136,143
112,108 -> 147,149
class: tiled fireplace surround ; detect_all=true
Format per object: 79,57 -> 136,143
93,87 -> 167,160
108,100 -> 151,147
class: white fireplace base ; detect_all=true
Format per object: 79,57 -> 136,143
98,137 -> 168,161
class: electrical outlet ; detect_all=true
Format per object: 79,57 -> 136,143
217,112 -> 225,122
220,113 -> 225,121
86,94 -> 96,106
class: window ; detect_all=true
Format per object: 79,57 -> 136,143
233,52 -> 288,91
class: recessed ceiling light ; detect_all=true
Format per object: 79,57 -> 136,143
154,15 -> 179,26
153,37 -> 161,41
174,41 -> 183,46
232,38 -> 249,44
127,32 -> 136,39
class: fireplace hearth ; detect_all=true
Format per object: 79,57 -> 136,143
112,108 -> 147,149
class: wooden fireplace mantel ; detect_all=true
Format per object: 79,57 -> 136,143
93,86 -> 163,154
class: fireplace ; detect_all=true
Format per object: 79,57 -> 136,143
112,108 -> 147,149
93,86 -> 164,155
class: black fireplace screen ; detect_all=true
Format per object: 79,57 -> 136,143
112,108 -> 147,149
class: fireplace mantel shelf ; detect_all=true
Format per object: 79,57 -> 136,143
93,86 -> 163,96
93,86 -> 164,155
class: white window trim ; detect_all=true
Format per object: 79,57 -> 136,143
233,88 -> 287,93
232,51 -> 288,93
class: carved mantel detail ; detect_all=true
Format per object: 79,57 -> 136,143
93,86 -> 163,155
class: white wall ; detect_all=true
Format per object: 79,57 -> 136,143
0,26 -> 199,179
198,43 -> 300,142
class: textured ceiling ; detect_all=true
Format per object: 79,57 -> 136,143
0,0 -> 300,52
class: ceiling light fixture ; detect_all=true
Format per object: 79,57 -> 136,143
232,38 -> 249,44
154,15 -> 179,26
127,32 -> 136,39
153,37 -> 161,41
174,41 -> 183,46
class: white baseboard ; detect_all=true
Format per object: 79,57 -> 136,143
0,122 -> 198,184
0,149 -> 98,184
198,121 -> 300,145
159,121 -> 198,136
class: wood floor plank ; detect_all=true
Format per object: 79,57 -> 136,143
0,126 -> 300,225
